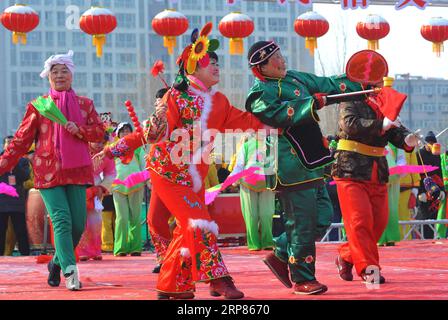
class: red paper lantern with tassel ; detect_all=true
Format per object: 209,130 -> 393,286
152,9 -> 189,55
79,7 -> 117,58
421,17 -> 448,57
356,14 -> 390,51
294,11 -> 329,56
1,4 -> 39,45
219,12 -> 254,55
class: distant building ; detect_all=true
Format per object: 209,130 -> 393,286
395,74 -> 448,148
0,0 -> 312,139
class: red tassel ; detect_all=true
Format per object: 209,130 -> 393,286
151,60 -> 165,77
251,67 -> 266,82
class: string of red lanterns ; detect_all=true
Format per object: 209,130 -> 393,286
1,4 -> 448,59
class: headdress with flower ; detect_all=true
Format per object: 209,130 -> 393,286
176,22 -> 220,75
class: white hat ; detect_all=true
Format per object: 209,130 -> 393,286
40,50 -> 75,78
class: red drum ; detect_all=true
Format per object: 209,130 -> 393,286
208,193 -> 246,239
25,189 -> 49,249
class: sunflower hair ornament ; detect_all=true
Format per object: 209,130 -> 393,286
177,22 -> 220,75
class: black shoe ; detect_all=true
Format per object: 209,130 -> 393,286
130,252 -> 141,256
115,253 -> 127,257
152,264 -> 162,273
47,260 -> 61,287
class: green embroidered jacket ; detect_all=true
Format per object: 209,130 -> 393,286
246,70 -> 363,190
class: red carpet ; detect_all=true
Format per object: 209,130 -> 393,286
1,240 -> 448,300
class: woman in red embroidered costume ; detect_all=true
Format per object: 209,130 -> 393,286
97,23 -> 268,299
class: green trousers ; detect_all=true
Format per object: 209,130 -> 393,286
112,189 -> 144,255
239,186 -> 275,250
274,186 -> 332,283
316,185 -> 333,240
40,185 -> 87,275
378,175 -> 401,245
437,197 -> 447,239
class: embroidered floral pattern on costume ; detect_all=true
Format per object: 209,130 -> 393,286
145,113 -> 167,144
150,231 -> 171,264
339,82 -> 347,92
175,255 -> 195,292
287,106 -> 295,119
147,88 -> 204,188
110,139 -> 131,158
294,89 -> 301,97
194,229 -> 228,281
305,255 -> 314,264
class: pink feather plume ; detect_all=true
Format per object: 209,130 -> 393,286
0,183 -> 19,197
113,170 -> 150,189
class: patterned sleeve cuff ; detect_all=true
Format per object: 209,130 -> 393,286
108,139 -> 131,158
145,113 -> 168,144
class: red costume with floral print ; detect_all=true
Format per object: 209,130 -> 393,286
106,80 -> 265,294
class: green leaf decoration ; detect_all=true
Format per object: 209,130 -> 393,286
31,96 -> 68,125
208,39 -> 220,52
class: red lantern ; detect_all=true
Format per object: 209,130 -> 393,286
1,4 -> 39,45
421,17 -> 448,57
152,9 -> 189,55
219,12 -> 254,55
294,11 -> 329,56
79,7 -> 117,58
356,14 -> 390,51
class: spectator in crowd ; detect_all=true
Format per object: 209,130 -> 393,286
112,123 -> 146,257
0,136 -> 30,256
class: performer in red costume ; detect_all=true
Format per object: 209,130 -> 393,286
96,23 -> 268,299
332,52 -> 419,284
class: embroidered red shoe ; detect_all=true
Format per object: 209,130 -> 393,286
157,291 -> 195,300
262,252 -> 292,288
209,276 -> 244,299
335,255 -> 354,281
293,280 -> 328,295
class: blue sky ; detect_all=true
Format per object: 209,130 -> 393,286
313,3 -> 448,79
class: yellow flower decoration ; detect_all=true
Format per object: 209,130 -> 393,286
186,36 -> 210,74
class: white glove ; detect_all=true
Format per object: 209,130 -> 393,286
411,188 -> 419,198
382,117 -> 400,131
404,134 -> 419,148
418,193 -> 427,203
440,191 -> 445,201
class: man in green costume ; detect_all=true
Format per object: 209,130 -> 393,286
245,41 -> 363,295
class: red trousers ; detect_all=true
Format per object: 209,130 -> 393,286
149,171 -> 229,294
336,178 -> 389,276
147,192 -> 172,264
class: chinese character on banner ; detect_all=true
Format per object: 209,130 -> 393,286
395,0 -> 428,10
278,0 -> 312,5
341,0 -> 370,10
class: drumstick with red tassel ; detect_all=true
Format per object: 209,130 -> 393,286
151,60 -> 169,88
